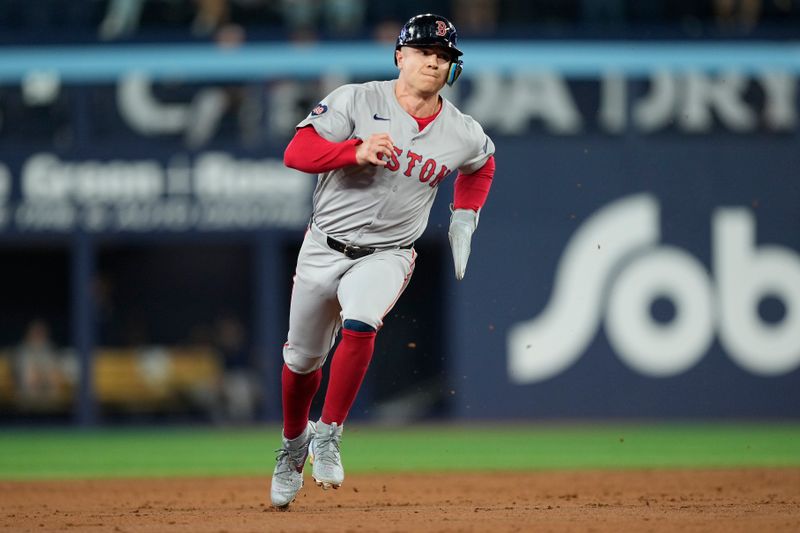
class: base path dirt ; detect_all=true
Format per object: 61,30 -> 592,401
2,469 -> 799,532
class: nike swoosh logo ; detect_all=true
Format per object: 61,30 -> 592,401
373,113 -> 390,121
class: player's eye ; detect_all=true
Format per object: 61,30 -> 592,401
421,49 -> 449,61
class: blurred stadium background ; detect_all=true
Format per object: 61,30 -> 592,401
0,0 -> 799,430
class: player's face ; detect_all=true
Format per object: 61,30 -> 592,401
397,46 -> 452,95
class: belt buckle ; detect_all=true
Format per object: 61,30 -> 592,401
343,244 -> 357,259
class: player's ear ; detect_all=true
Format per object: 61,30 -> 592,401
395,48 -> 403,69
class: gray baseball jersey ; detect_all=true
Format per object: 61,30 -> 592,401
297,79 -> 495,248
283,79 -> 494,370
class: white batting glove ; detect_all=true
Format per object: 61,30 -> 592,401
448,206 -> 479,281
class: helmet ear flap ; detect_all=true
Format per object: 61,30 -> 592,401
447,59 -> 463,86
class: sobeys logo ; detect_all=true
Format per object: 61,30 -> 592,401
508,194 -> 800,383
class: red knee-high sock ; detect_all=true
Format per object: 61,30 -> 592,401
282,364 -> 322,439
321,329 -> 377,425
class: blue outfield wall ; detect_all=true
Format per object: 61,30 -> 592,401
1,41 -> 799,420
450,134 -> 800,419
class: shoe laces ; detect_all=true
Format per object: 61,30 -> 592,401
274,441 -> 308,479
314,423 -> 342,464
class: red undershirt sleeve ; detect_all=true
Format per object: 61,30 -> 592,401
453,155 -> 495,211
283,126 -> 362,173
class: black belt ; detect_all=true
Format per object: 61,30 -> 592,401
326,236 -> 413,260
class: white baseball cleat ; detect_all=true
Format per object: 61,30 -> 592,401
270,421 -> 315,508
309,420 -> 344,489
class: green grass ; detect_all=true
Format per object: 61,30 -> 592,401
0,423 -> 798,480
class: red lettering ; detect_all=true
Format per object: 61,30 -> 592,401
429,164 -> 450,187
404,151 -> 422,177
418,159 -> 436,183
385,146 -> 402,172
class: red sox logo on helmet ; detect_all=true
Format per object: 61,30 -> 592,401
435,20 -> 447,37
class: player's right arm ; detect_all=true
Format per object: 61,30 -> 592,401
354,133 -> 394,166
285,83 -> 394,173
284,126 -> 360,173
284,127 -> 395,173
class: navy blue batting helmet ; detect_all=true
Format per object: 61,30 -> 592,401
395,14 -> 464,85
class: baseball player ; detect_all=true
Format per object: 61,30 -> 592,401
270,13 -> 496,508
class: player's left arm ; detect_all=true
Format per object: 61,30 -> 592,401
449,153 -> 495,280
453,155 -> 495,211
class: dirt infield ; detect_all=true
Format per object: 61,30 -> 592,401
2,469 -> 799,532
